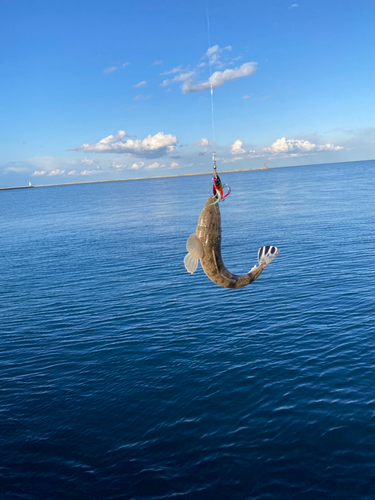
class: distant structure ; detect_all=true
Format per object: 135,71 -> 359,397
0,183 -> 34,191
263,163 -> 269,169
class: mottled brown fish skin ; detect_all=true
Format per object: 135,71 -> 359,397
196,196 -> 266,289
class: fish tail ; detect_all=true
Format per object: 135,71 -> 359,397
258,245 -> 279,265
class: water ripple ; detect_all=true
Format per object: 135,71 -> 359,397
1,162 -> 375,499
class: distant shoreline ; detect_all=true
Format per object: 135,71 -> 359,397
0,166 -> 270,190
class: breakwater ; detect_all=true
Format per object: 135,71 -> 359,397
0,167 -> 269,190
0,185 -> 34,191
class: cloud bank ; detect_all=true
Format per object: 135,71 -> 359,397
32,169 -> 65,177
264,137 -> 343,155
72,131 -> 178,159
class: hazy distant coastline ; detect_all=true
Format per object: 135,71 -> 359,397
0,166 -> 270,190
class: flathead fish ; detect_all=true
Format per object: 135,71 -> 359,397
184,196 -> 279,289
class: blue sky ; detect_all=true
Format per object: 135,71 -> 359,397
1,0 -> 374,186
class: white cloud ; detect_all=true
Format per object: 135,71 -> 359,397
248,150 -> 261,158
170,162 -> 179,168
207,45 -> 221,65
207,45 -> 219,57
97,131 -> 128,145
68,170 -> 77,176
123,62 -> 130,68
317,143 -> 344,151
72,131 -> 178,159
161,71 -> 196,88
32,167 -> 65,177
206,45 -> 234,68
110,161 -> 127,171
231,140 -> 246,155
81,169 -> 101,176
28,156 -> 81,176
173,71 -> 195,82
243,94 -> 253,99
193,137 -> 213,147
161,65 -> 186,75
264,137 -> 343,155
103,66 -> 117,74
182,62 -> 257,93
160,47 -> 256,93
153,60 -> 163,66
222,157 -> 243,163
81,157 -> 96,165
145,162 -> 165,170
131,162 -> 144,170
134,80 -> 147,88
265,137 -> 313,154
290,3 -> 298,8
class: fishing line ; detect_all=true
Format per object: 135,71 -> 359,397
206,7 -> 215,152
206,6 -> 230,202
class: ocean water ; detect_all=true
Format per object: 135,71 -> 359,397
1,160 -> 375,500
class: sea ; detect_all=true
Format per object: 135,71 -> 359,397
1,160 -> 375,500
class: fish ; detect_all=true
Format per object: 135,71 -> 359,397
184,196 -> 279,289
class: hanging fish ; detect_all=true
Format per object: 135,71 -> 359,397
184,196 -> 279,289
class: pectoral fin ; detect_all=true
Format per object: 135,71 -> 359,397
184,233 -> 204,274
186,233 -> 203,259
184,253 -> 198,274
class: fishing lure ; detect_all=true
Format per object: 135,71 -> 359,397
211,172 -> 230,204
210,153 -> 230,205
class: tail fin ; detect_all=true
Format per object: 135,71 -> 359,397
258,245 -> 279,266
184,233 -> 203,274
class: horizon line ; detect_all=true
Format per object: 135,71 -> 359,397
1,158 -> 374,190
0,166 -> 270,190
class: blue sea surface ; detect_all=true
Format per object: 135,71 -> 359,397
1,160 -> 375,499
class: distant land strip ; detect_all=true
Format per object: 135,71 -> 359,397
0,185 -> 35,191
0,166 -> 270,190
